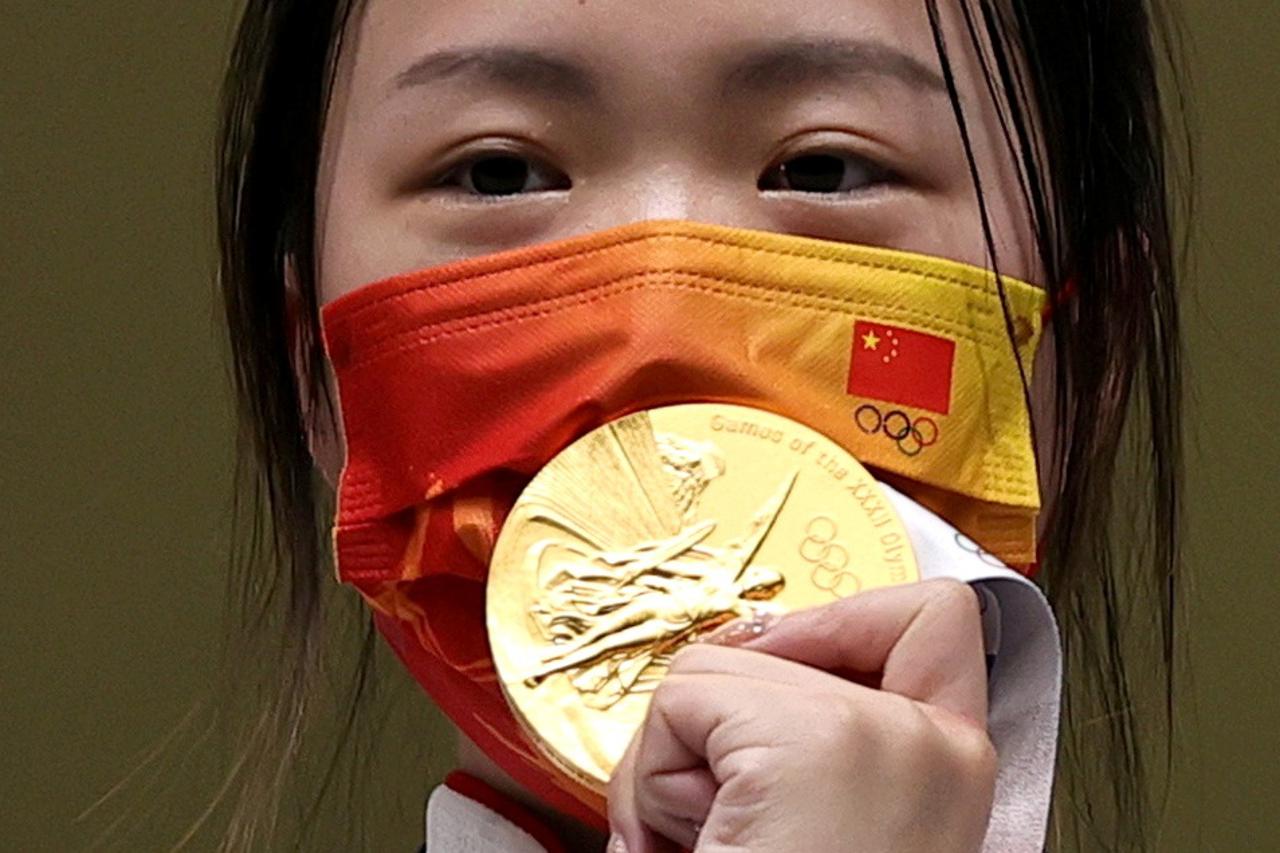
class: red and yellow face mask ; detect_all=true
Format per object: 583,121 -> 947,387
320,219 -> 1047,824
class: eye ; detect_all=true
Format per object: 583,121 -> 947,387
433,153 -> 570,197
758,152 -> 895,194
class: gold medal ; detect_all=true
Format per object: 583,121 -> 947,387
486,403 -> 920,792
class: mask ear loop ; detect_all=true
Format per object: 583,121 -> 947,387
1041,275 -> 1079,323
1018,273 -> 1079,578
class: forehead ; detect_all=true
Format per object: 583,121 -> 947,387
347,0 -> 943,98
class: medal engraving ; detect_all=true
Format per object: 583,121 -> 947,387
487,403 -> 921,791
521,451 -> 795,706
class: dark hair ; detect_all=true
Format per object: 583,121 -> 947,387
213,0 -> 1189,849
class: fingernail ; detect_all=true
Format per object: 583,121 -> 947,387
607,832 -> 629,853
699,610 -> 778,646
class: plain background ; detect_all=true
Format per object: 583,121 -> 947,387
2,2 -> 1277,849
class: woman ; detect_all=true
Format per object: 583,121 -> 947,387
214,0 -> 1186,849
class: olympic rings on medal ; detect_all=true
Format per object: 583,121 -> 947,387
798,516 -> 860,596
799,516 -> 849,570
853,404 -> 940,457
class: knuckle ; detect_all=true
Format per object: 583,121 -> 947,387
646,678 -> 684,727
923,577 -> 981,618
899,698 -> 938,743
825,693 -> 864,737
884,697 -> 943,755
719,744 -> 789,801
667,641 -> 716,673
815,693 -> 875,756
649,674 -> 683,711
951,723 -> 998,783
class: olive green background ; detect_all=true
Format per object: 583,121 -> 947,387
2,2 -> 1277,850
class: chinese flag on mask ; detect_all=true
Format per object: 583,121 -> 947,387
847,321 -> 956,415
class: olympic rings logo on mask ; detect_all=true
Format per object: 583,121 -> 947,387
798,516 -> 862,597
853,404 -> 940,457
953,531 -> 1006,569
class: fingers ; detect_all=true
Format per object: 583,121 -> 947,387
610,669 -> 796,852
609,710 -> 707,853
608,579 -> 990,850
618,672 -> 735,850
668,640 -> 845,690
632,767 -> 715,849
609,735 -> 682,853
726,578 -> 989,727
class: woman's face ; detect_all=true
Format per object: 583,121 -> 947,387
311,0 -> 1053,497
317,0 -> 1041,294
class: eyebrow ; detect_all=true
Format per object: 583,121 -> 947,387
391,38 -> 945,103
393,46 -> 600,102
718,38 -> 947,98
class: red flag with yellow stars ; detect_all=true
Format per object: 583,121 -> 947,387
847,321 -> 956,415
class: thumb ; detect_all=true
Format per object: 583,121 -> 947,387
711,578 -> 988,727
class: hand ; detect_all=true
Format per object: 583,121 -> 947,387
606,579 -> 996,853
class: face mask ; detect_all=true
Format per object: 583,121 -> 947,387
320,219 -> 1047,826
